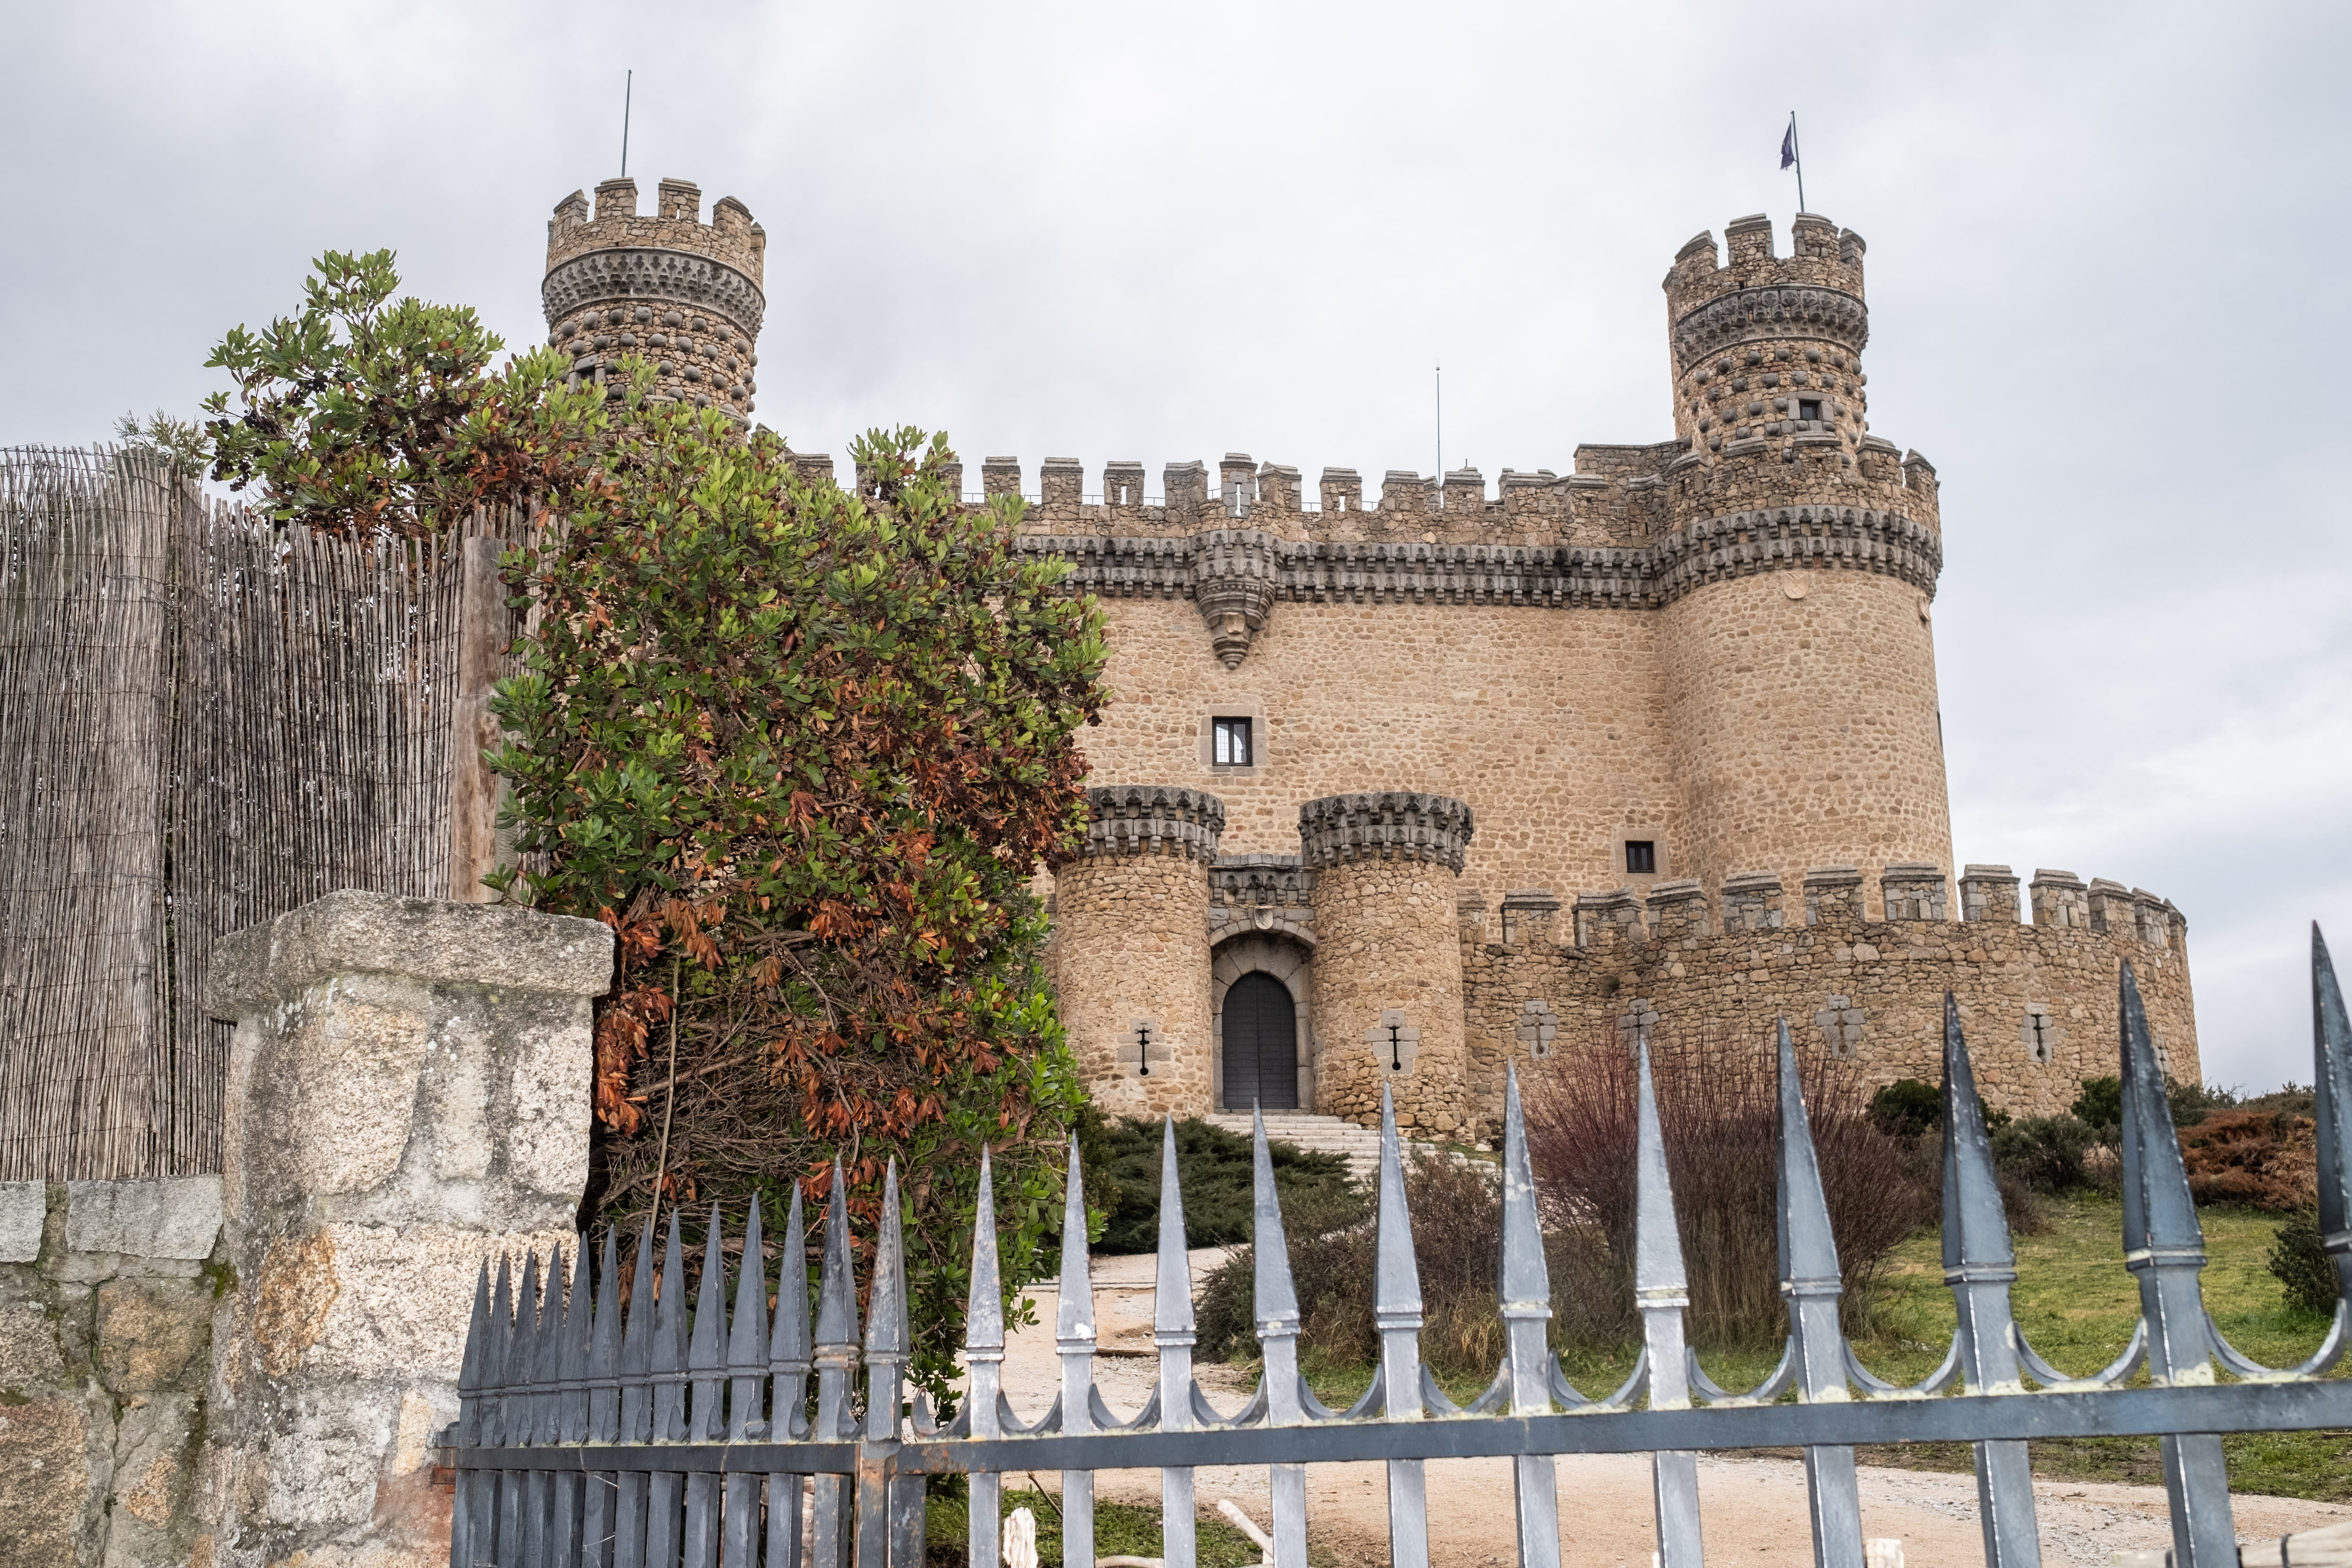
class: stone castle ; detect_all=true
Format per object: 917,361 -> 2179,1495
545,179 -> 2198,1140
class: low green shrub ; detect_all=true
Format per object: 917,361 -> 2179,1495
1090,1116 -> 1352,1254
1991,1115 -> 2098,1193
2268,1209 -> 2341,1316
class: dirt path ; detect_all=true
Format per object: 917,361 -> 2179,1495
997,1257 -> 2350,1566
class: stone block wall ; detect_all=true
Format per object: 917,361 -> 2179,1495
0,1178 -> 225,1568
1460,863 -> 2194,1135
200,891 -> 612,1568
1050,786 -> 1224,1118
1303,792 -> 1474,1135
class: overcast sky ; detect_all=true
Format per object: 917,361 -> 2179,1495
4,1 -> 2345,1092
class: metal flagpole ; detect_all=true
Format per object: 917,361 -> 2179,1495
1435,364 -> 1442,511
621,71 -> 634,177
1789,111 -> 1805,213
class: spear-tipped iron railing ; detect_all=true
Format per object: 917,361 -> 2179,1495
447,934 -> 2352,1568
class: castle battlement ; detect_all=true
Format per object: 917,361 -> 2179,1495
542,175 -> 766,420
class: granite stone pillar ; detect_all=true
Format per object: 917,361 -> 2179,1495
1051,786 -> 1224,1118
1301,791 -> 1474,1136
199,890 -> 612,1568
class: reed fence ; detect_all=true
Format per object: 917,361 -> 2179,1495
0,445 -> 519,1180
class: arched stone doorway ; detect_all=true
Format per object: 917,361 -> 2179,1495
1211,933 -> 1312,1112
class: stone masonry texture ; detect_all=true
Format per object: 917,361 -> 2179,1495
1052,787 -> 1225,1119
196,890 -> 613,1568
1304,793 -> 1475,1136
0,1177 -> 225,1568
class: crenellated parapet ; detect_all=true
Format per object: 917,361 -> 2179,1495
1663,213 -> 1871,468
1074,784 -> 1226,863
1007,501 -> 1940,652
1299,792 -> 1475,873
542,177 -> 765,420
1456,857 -> 2197,1130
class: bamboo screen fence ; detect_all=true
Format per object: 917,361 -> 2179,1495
0,445 -> 520,1181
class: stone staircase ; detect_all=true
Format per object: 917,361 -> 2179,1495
1204,1110 -> 1386,1184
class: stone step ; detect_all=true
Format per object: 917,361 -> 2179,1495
1202,1112 -> 1385,1179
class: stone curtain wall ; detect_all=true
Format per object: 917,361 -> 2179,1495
1461,865 -> 2196,1133
1049,787 -> 1224,1119
1078,594 -> 1676,902
0,1178 -> 225,1568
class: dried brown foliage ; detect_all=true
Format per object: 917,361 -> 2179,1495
1522,1029 -> 1934,1346
2180,1109 -> 2319,1211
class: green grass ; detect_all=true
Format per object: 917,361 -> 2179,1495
1282,1196 -> 2347,1502
925,1486 -> 1270,1567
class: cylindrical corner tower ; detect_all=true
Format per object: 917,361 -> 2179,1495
1301,792 -> 1473,1136
1051,785 -> 1224,1117
542,176 -> 766,420
1657,214 -> 1953,911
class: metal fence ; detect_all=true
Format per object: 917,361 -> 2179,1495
445,949 -> 2352,1568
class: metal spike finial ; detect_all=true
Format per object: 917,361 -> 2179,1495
1633,1041 -> 1691,1305
966,1147 -> 1006,1354
1633,1041 -> 1704,1568
1250,1105 -> 1301,1333
1500,1065 -> 1565,1568
869,1161 -> 910,1360
1375,1083 -> 1425,1321
1773,1017 -> 1866,1568
809,1162 -> 861,1559
1057,1132 -> 1095,1345
1251,1103 -> 1309,1568
1936,994 -> 2042,1568
459,1258 -> 492,1419
966,1148 -> 1008,1568
652,1209 -> 691,1443
1154,1116 -> 1196,1338
728,1198 -> 768,1399
1055,1133 -> 1100,1568
2309,927 -> 2351,1293
1776,1018 -> 1844,1296
690,1204 -> 729,1376
2114,960 -> 2238,1568
2119,961 -> 2203,1261
867,1161 -> 910,1452
1940,993 -> 2016,1278
1498,1066 -> 1552,1318
774,1183 -> 811,1365
1150,1116 -> 1201,1568
813,1158 -> 861,1353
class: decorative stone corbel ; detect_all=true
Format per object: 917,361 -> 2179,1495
1192,528 -> 1278,668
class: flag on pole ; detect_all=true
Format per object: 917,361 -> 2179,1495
1780,120 -> 1797,170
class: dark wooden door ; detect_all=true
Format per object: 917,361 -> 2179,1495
1221,972 -> 1299,1111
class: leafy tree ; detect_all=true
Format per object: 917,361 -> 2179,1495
491,407 -> 1109,1394
113,409 -> 210,478
203,249 -> 1112,1396
202,248 -> 612,538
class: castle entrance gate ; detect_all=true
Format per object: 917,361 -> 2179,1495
1221,972 -> 1298,1110
1211,930 -> 1312,1112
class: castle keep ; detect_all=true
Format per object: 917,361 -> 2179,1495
548,188 -> 2198,1139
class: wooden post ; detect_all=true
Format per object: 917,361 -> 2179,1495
447,528 -> 509,902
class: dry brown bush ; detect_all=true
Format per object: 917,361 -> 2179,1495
1522,1029 -> 1934,1347
2180,1110 -> 2318,1210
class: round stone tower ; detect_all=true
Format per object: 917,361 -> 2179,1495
1301,792 -> 1473,1137
1050,785 -> 1224,1118
542,176 -> 765,419
1656,214 -> 1953,911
